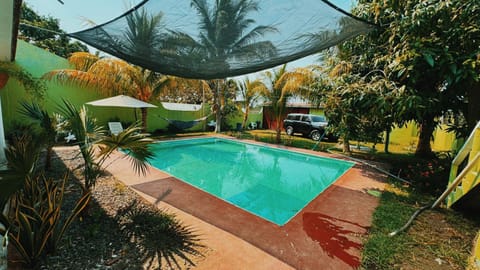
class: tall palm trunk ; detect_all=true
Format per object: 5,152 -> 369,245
242,106 -> 250,130
141,107 -> 148,132
415,114 -> 435,157
213,80 -> 223,133
274,111 -> 283,144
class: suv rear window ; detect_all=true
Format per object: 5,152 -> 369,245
301,115 -> 311,122
287,114 -> 301,121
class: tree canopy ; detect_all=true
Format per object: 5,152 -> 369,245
19,3 -> 88,58
326,0 -> 480,156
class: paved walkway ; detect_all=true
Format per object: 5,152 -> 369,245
104,137 -> 386,269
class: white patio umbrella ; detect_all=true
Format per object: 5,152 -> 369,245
86,95 -> 157,128
86,95 -> 157,108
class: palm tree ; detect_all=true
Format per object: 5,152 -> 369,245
260,64 -> 313,143
169,0 -> 277,132
44,9 -> 167,131
18,102 -> 58,170
237,78 -> 266,129
58,100 -> 154,208
43,52 -> 167,131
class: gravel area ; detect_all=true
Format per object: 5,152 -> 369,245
35,147 -> 207,270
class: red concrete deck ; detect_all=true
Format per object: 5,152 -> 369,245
104,137 -> 386,269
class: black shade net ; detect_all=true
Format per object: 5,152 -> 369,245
69,0 -> 374,79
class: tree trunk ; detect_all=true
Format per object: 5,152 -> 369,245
343,138 -> 351,154
141,107 -> 147,132
467,80 -> 480,131
415,115 -> 435,158
384,127 -> 391,154
44,146 -> 52,170
242,106 -> 249,130
215,108 -> 222,133
212,80 -> 222,133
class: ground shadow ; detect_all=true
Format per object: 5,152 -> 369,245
302,212 -> 364,268
39,149 -> 204,269
131,174 -> 379,269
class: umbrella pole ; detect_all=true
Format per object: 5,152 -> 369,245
134,108 -> 138,122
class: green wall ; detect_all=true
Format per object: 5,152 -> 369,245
227,106 -> 263,129
1,40 -> 213,134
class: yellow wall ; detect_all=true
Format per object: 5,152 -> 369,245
388,122 -> 457,152
309,108 -> 326,116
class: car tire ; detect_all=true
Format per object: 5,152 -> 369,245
310,130 -> 321,141
286,126 -> 294,136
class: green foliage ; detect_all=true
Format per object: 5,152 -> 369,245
19,3 -> 88,58
398,158 -> 451,196
237,78 -> 265,129
18,101 -> 59,170
118,201 -> 204,269
312,68 -> 400,153
0,127 -> 43,210
344,0 -> 480,156
56,100 -> 154,196
4,132 -> 42,179
361,186 -> 422,269
0,62 -> 45,99
0,174 -> 90,268
0,125 -> 88,269
361,180 -> 479,269
260,64 -> 313,143
166,0 -> 277,131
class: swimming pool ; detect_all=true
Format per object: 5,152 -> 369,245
148,137 -> 354,226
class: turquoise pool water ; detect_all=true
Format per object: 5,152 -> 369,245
148,138 -> 354,225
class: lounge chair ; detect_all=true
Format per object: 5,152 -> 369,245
108,122 -> 124,135
64,132 -> 76,143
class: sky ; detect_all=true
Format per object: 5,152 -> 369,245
24,0 -> 357,75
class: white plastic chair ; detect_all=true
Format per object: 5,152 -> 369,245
108,122 -> 124,136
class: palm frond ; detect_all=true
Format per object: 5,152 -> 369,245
99,124 -> 154,176
68,52 -> 100,71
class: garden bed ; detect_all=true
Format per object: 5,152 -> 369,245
19,147 -> 208,270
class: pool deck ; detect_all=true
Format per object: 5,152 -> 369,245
104,136 -> 387,269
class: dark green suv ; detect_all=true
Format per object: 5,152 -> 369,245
283,113 -> 336,141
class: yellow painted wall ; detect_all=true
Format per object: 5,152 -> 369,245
309,108 -> 326,116
388,122 -> 457,152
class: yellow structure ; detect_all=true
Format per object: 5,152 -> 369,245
446,123 -> 480,208
439,122 -> 480,268
473,233 -> 480,269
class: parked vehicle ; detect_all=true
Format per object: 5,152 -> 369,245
283,113 -> 337,141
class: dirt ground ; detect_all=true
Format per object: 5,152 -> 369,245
396,210 -> 478,270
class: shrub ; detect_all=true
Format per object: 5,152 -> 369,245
0,174 -> 89,268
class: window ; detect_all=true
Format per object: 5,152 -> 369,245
311,116 -> 326,122
301,115 -> 311,122
287,114 -> 301,121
